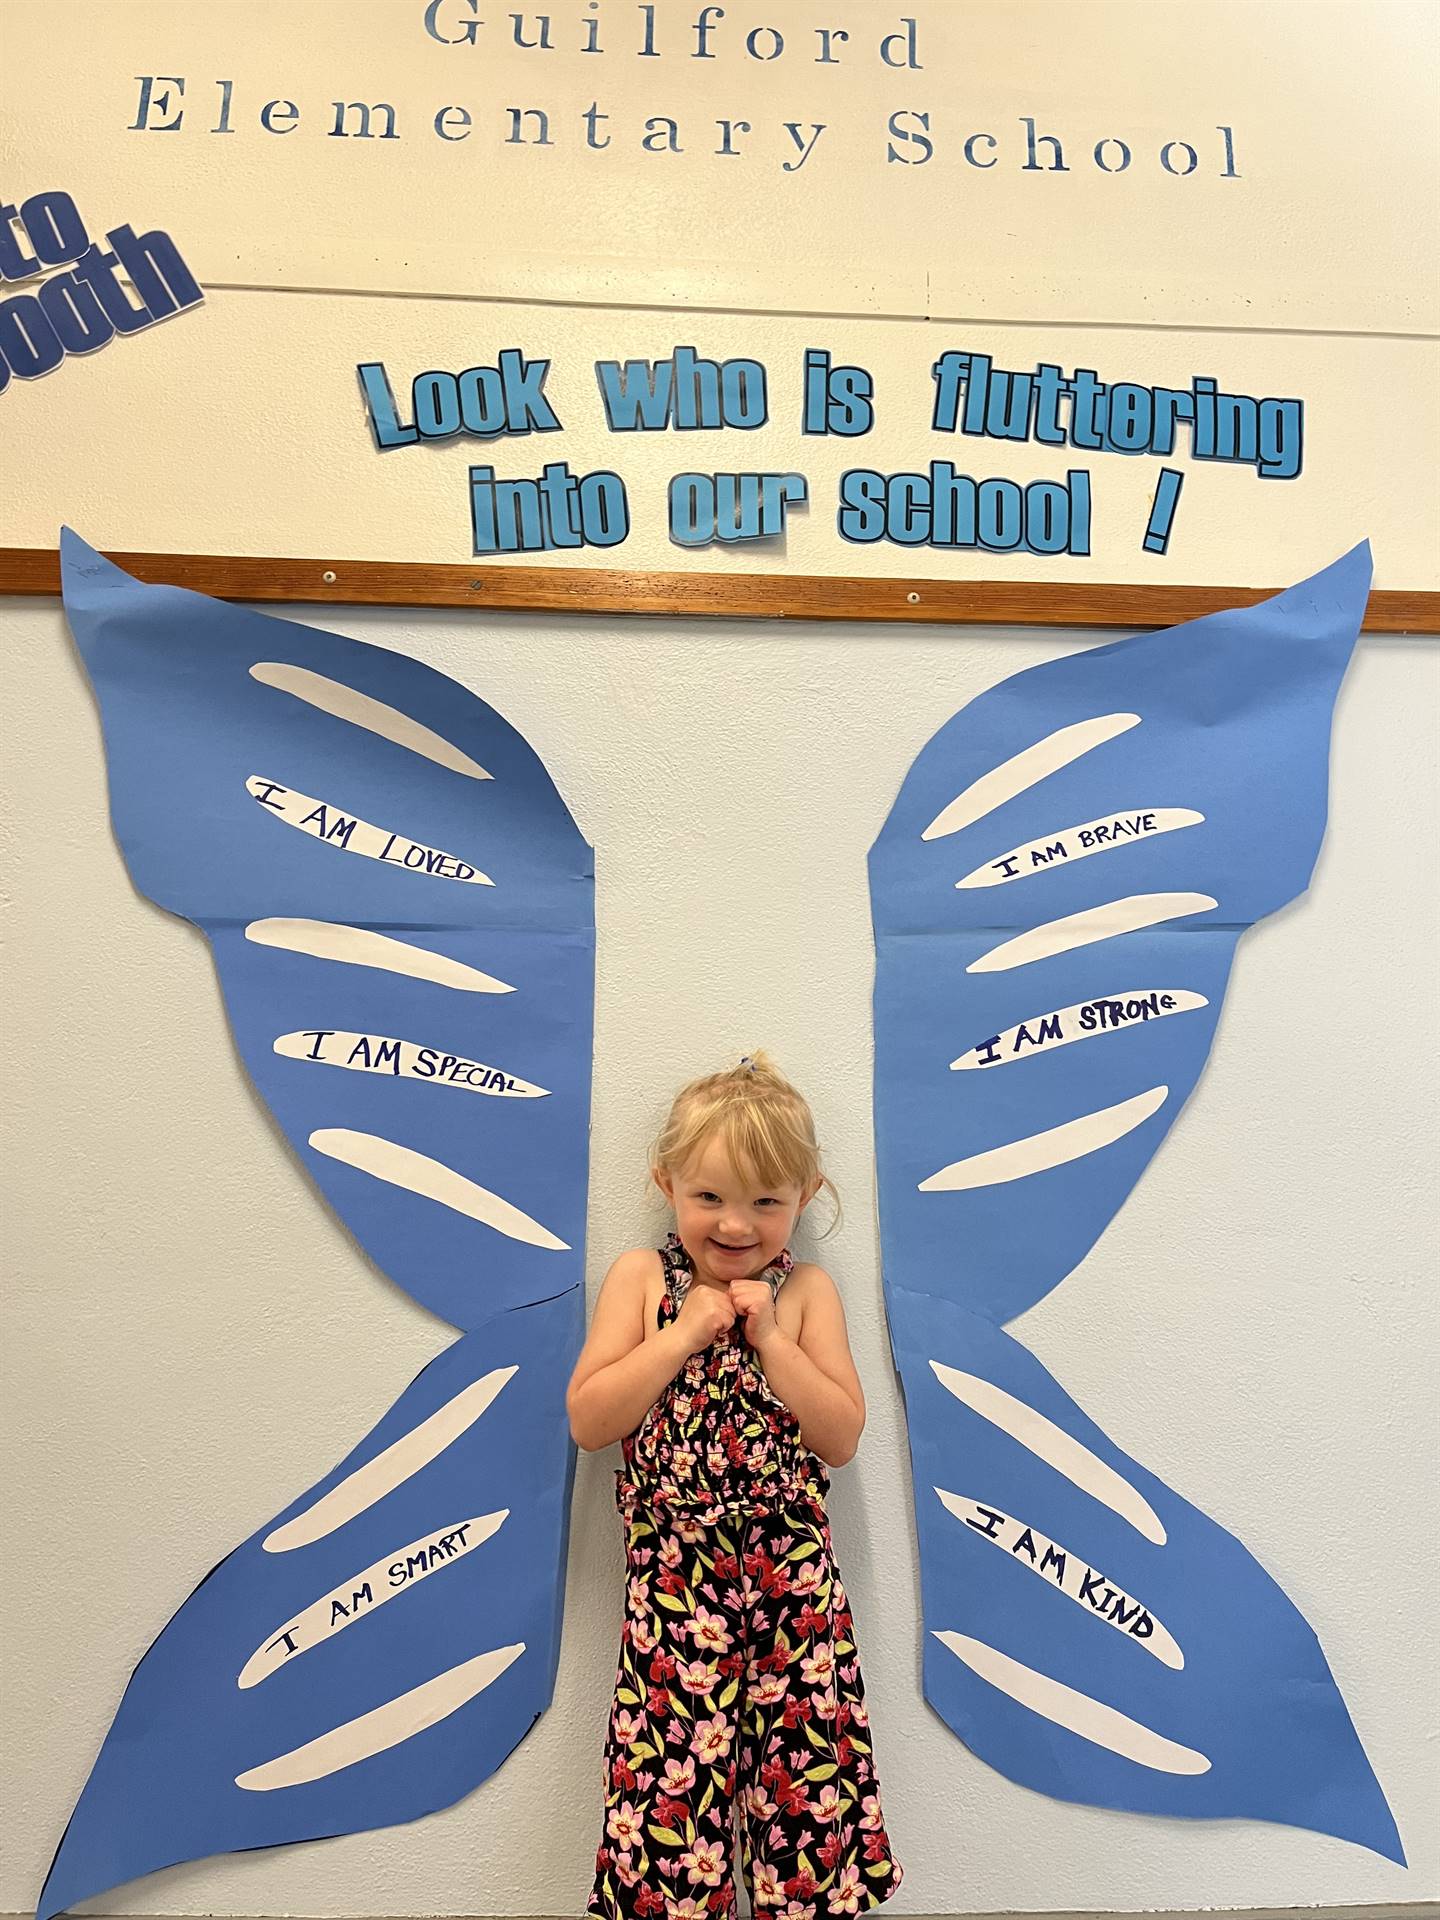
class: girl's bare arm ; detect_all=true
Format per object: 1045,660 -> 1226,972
749,1265 -> 866,1467
565,1250 -> 691,1451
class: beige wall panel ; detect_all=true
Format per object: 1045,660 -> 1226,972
2,0 -> 1436,332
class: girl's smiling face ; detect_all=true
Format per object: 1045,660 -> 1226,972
656,1136 -> 812,1288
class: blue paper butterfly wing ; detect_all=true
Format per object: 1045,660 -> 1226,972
58,528 -> 593,1329
871,544 -> 1403,1861
38,1293 -> 581,1920
40,532 -> 595,1913
892,1293 -> 1403,1862
871,547 -> 1367,1328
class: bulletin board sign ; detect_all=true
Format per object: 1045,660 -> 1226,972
1,0 -> 1438,619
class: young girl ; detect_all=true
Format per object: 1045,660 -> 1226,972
567,1055 -> 905,1919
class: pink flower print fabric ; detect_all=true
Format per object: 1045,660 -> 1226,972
614,1235 -> 831,1527
586,1497 -> 905,1918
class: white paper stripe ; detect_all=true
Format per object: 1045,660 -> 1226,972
957,809 -> 1204,889
235,1643 -> 525,1789
245,918 -> 514,994
246,777 -> 493,886
921,714 -> 1140,841
919,1086 -> 1167,1192
935,1491 -> 1182,1668
967,893 -> 1217,973
241,1513 -> 508,1686
264,1368 -> 516,1552
934,1632 -> 1209,1774
930,1362 -> 1167,1546
275,1030 -> 547,1098
309,1128 -> 569,1250
952,991 -> 1207,1069
250,662 -> 492,780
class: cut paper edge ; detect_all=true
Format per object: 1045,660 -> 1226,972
921,714 -> 1141,841
245,919 -> 515,994
934,1490 -> 1182,1669
264,1369 -> 517,1551
308,1129 -> 570,1250
240,1512 -> 509,1687
930,1362 -> 1167,1545
235,1643 -> 526,1789
249,662 -> 493,780
933,1631 -> 1209,1775
957,809 -> 1205,889
968,894 -> 1218,973
919,1086 -> 1168,1192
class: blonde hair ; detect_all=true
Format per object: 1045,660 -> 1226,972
653,1051 -> 839,1227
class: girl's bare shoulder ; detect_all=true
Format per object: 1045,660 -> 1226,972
606,1245 -> 665,1283
778,1259 -> 839,1334
784,1260 -> 839,1297
605,1245 -> 668,1337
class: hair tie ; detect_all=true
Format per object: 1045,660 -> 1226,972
739,1055 -> 757,1075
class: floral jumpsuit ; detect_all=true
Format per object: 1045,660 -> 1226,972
587,1233 -> 904,1919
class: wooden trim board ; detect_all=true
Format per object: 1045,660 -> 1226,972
1,547 -> 1435,632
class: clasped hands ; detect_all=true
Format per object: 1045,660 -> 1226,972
674,1276 -> 783,1356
